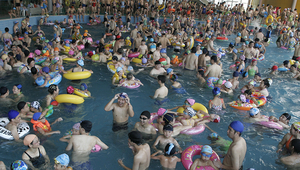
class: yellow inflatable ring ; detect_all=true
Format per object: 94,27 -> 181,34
290,59 -> 296,65
158,4 -> 165,10
55,94 -> 84,104
107,61 -> 116,73
63,58 -> 77,62
74,88 -> 91,98
63,71 -> 91,80
276,16 -> 281,21
65,0 -> 70,6
177,103 -> 208,119
132,58 -> 142,64
104,44 -> 113,49
266,15 -> 273,26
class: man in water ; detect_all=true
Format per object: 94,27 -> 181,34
104,92 -> 135,132
134,111 -> 156,136
213,121 -> 247,170
150,75 -> 168,99
204,55 -> 222,89
182,47 -> 198,71
207,35 -> 218,54
280,139 -> 300,166
66,120 -> 109,169
118,131 -> 151,170
5,110 -> 26,141
149,61 -> 166,78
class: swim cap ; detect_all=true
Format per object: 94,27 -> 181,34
240,94 -> 246,102
128,131 -> 143,145
267,78 -> 273,86
119,92 -> 127,98
233,71 -> 239,77
271,65 -> 278,70
8,110 -> 19,120
24,134 -> 37,146
229,121 -> 244,133
142,58 -> 147,64
1,54 -> 8,60
32,112 -> 42,121
224,81 -> 232,89
54,153 -> 70,166
201,145 -> 213,154
67,86 -> 74,94
186,98 -> 195,106
212,87 -> 221,96
216,79 -> 223,85
213,115 -> 220,123
240,55 -> 245,60
165,143 -> 176,155
166,68 -> 173,74
186,107 -> 196,117
218,48 -> 223,52
160,48 -> 167,53
249,108 -> 259,116
31,101 -> 40,110
116,67 -> 123,72
163,124 -> 173,131
141,111 -> 151,119
150,38 -> 154,42
233,49 -> 238,54
127,66 -> 133,71
35,49 -> 41,56
80,83 -> 87,90
11,160 -> 28,170
157,108 -> 167,116
237,33 -> 241,36
77,59 -> 84,66
293,122 -> 300,131
170,74 -> 178,81
283,60 -> 289,65
42,66 -> 50,73
255,73 -> 261,77
73,123 -> 80,130
209,133 -> 218,139
80,120 -> 92,132
163,113 -> 174,124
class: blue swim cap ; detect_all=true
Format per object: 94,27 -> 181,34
77,60 -> 84,66
237,33 -> 241,36
166,68 -> 173,74
233,71 -> 239,77
127,66 -> 133,71
212,87 -> 221,95
11,160 -> 28,170
116,67 -> 123,72
229,121 -> 244,133
245,41 -> 249,45
249,108 -> 259,116
150,38 -> 154,42
233,49 -> 238,54
32,112 -> 42,121
209,133 -> 218,139
80,83 -> 87,90
42,67 -> 50,73
201,145 -> 213,154
218,48 -> 223,52
160,48 -> 167,53
8,110 -> 19,120
54,153 -> 70,166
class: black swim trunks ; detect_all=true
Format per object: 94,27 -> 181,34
16,3 -> 20,7
112,121 -> 128,132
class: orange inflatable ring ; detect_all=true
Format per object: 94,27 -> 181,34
105,33 -> 112,36
168,8 -> 175,13
229,92 -> 267,111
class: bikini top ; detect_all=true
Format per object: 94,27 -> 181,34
24,148 -> 45,168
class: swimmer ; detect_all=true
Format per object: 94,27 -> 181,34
0,86 -> 14,103
112,67 -> 126,86
31,112 -> 62,136
151,143 -> 182,170
54,153 -> 72,170
241,80 -> 255,93
269,113 -> 291,129
104,92 -> 134,132
153,124 -> 182,153
5,110 -> 27,141
45,84 -> 59,106
213,121 -> 247,170
150,60 -> 166,78
79,83 -> 91,97
66,120 -> 109,166
39,67 -> 51,87
191,145 -> 218,170
60,123 -> 80,142
118,73 -> 144,87
179,107 -> 208,127
277,122 -> 300,154
207,131 -> 232,155
182,47 -> 198,71
118,131 -> 150,170
169,74 -> 186,94
17,101 -> 34,118
158,113 -> 192,137
67,60 -> 93,73
220,81 -> 233,94
280,139 -> 300,166
247,108 -> 269,122
209,87 -> 226,111
22,134 -> 50,170
11,84 -> 24,101
150,75 -> 168,99
228,71 -> 240,89
133,111 -> 157,135
197,69 -> 206,84
29,101 -> 50,116
254,78 -> 272,97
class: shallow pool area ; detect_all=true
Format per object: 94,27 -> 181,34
0,23 -> 299,170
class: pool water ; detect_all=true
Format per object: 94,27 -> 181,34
0,24 -> 299,170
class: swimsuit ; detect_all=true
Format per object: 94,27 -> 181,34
286,135 -> 293,150
210,99 -> 223,111
24,148 -> 45,168
206,77 -> 219,89
112,121 -> 128,132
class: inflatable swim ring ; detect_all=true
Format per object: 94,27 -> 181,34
0,118 -> 30,140
188,36 -> 194,49
105,33 -> 112,36
257,120 -> 283,130
107,61 -> 116,73
74,88 -> 91,98
63,71 -> 91,80
281,46 -> 288,50
55,94 -> 84,104
229,92 -> 267,111
265,15 -> 273,26
63,58 -> 77,62
195,39 -> 203,43
278,66 -> 289,72
119,79 -> 141,89
35,72 -> 62,87
91,144 -> 101,152
91,54 -> 99,61
132,58 -> 142,64
35,57 -> 47,65
158,4 -> 165,11
128,52 -> 140,58
168,8 -> 175,13
216,36 -> 229,41
181,145 -> 220,170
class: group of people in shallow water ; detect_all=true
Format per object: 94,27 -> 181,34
2,1 -> 300,170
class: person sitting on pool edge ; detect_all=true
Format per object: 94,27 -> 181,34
118,131 -> 151,170
153,124 -> 182,153
67,59 -> 93,73
280,139 -> 300,166
191,145 -> 218,170
5,110 -> 27,141
31,112 -> 62,136
151,143 -> 182,170
104,92 -> 134,132
269,113 -> 291,129
54,153 -> 72,170
133,111 -> 157,137
66,120 -> 109,168
277,122 -> 300,154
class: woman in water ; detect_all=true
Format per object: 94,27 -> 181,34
209,87 -> 225,111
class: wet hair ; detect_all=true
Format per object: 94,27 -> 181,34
127,73 -> 133,80
262,79 -> 270,88
202,48 -> 208,55
24,50 -> 30,57
80,120 -> 92,133
198,70 -> 204,77
8,52 -> 14,57
0,86 -> 8,95
27,58 -> 35,65
157,75 -> 166,83
128,131 -> 143,145
5,27 -> 9,32
31,67 -> 37,75
17,101 -> 26,111
157,43 -> 162,47
17,45 -> 23,50
48,84 -> 58,94
291,64 -> 297,68
282,113 -> 291,121
191,47 -> 197,53
291,139 -> 300,153
164,143 -> 176,156
244,89 -> 252,95
211,55 -> 217,63
112,56 -> 118,61
36,45 -> 43,51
